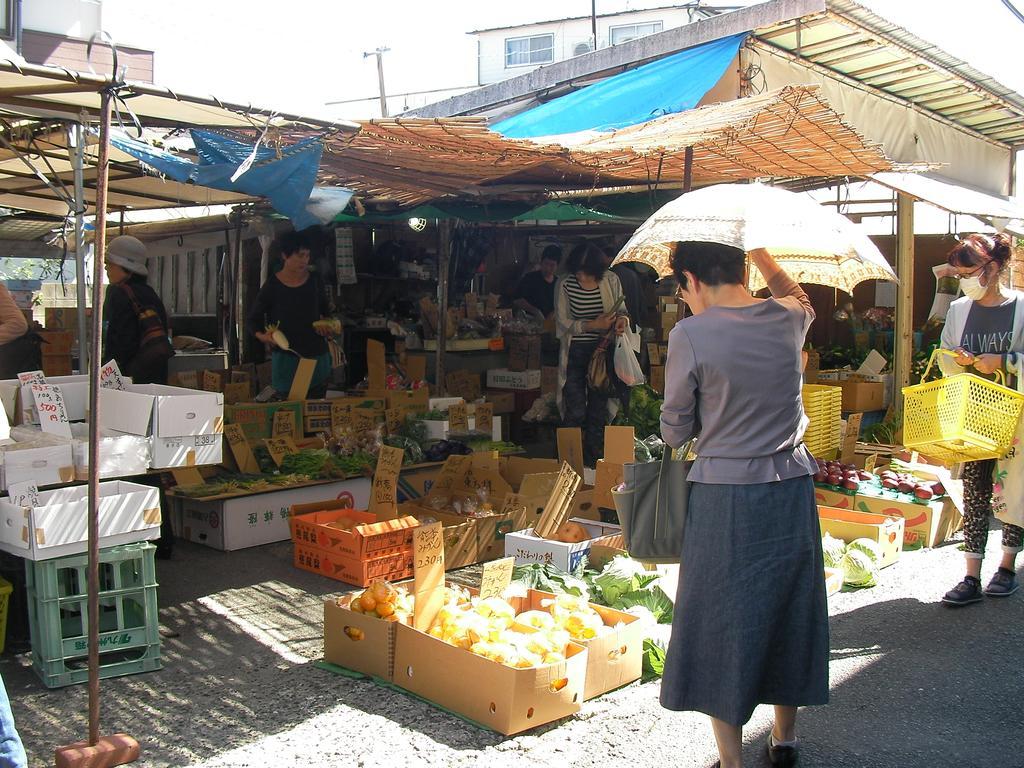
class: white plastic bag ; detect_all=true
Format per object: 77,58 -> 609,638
614,325 -> 645,386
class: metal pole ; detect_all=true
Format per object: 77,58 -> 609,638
682,146 -> 694,193
375,51 -> 389,118
72,118 -> 89,374
87,88 -> 113,747
591,0 -> 597,49
893,192 -> 914,414
435,220 -> 450,395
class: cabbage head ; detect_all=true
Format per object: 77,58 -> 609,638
594,555 -> 654,605
845,537 -> 882,566
840,548 -> 878,587
821,533 -> 846,569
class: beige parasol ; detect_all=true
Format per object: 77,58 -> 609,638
612,182 -> 897,294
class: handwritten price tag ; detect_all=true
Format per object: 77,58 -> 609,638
272,409 -> 296,438
99,360 -> 126,390
474,403 -> 493,437
479,556 -> 514,599
448,402 -> 469,434
351,408 -> 376,432
385,407 -> 404,436
17,370 -> 45,386
368,445 -> 403,515
265,436 -> 297,466
223,382 -> 250,405
7,481 -> 40,508
330,401 -> 351,433
224,424 -> 259,473
31,384 -> 71,439
429,454 -> 471,495
202,370 -> 222,392
413,521 -> 445,631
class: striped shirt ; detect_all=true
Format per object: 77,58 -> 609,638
563,275 -> 604,342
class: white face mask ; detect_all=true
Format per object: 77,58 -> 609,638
960,275 -> 988,301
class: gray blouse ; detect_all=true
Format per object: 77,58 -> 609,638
660,271 -> 817,485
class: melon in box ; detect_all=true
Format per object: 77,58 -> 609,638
392,620 -> 587,735
504,519 -> 624,572
517,590 -> 644,700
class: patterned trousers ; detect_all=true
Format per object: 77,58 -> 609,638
961,459 -> 1024,558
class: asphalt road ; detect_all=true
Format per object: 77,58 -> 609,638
3,523 -> 1022,768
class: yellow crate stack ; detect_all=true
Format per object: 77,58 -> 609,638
802,384 -> 843,459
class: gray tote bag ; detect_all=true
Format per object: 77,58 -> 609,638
611,446 -> 692,564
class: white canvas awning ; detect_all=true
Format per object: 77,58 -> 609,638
870,171 -> 1024,233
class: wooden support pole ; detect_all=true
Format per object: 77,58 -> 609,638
435,220 -> 451,394
893,192 -> 914,413
682,146 -> 693,194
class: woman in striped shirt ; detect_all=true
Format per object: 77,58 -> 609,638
555,242 -> 628,465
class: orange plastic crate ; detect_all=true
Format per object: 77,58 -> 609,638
290,509 -> 419,559
293,543 -> 413,587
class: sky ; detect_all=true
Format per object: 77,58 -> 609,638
101,0 -> 1024,121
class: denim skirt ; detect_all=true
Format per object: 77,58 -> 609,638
659,475 -> 829,726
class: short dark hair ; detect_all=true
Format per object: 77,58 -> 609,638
540,245 -> 562,265
278,230 -> 310,258
671,241 -> 746,289
566,242 -> 607,281
947,233 -> 1012,273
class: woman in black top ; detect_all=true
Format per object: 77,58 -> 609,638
102,235 -> 173,385
247,230 -> 335,397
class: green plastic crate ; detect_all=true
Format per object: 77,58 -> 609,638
25,543 -> 161,688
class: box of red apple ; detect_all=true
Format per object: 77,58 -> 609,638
812,458 -> 873,494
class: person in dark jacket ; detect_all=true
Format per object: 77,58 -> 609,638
102,235 -> 173,385
247,230 -> 335,398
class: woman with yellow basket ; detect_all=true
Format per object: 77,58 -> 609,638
937,233 -> 1024,606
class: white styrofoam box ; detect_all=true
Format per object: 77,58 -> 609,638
71,431 -> 151,479
423,417 -> 502,441
504,519 -> 623,572
486,368 -> 541,391
3,375 -> 88,424
170,477 -> 371,551
150,433 -> 223,469
429,397 -> 464,410
0,443 -> 75,491
0,480 -> 161,560
100,383 -> 223,437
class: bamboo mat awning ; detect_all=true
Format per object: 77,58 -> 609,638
303,85 -> 893,209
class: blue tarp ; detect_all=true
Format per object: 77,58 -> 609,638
111,130 -> 353,230
491,32 -> 748,139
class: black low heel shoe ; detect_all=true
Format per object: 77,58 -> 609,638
767,734 -> 798,767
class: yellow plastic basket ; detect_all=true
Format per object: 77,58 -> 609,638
802,384 -> 842,457
902,349 -> 1024,464
0,575 -> 11,655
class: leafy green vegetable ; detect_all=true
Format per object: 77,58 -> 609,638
383,435 -> 424,464
612,385 -> 663,440
615,587 -> 674,624
845,537 -> 882,566
641,638 -> 667,681
511,563 -> 591,600
840,548 -> 878,587
594,555 -> 656,605
821,533 -> 847,569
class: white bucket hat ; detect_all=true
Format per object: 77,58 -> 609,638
106,235 -> 148,276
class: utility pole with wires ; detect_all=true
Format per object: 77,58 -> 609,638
363,47 -> 390,118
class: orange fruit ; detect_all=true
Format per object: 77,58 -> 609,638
359,593 -> 377,612
375,602 -> 395,618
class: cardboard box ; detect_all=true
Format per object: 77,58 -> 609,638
392,620 -> 587,735
223,401 -> 303,441
486,368 -> 541,391
72,431 -> 151,480
504,519 -> 624,571
817,506 -> 904,568
522,590 -> 642,700
593,426 -> 635,509
0,480 -> 160,560
149,433 -> 223,469
290,506 -> 418,560
484,390 -> 516,415
396,505 -> 479,570
7,374 -> 93,424
813,484 -> 856,510
840,380 -> 884,412
423,417 -> 502,441
396,463 -> 442,503
853,489 -> 962,550
507,335 -> 541,372
323,597 -> 396,680
171,478 -> 371,551
100,384 -> 223,438
0,443 -> 75,491
295,544 -> 413,587
385,388 -> 430,412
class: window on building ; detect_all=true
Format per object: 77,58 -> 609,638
609,21 -> 663,46
505,34 -> 554,67
0,0 -> 14,40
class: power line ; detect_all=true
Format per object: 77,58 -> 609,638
1002,0 -> 1024,25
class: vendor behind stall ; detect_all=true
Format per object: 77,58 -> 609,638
513,245 -> 561,319
102,235 -> 174,385
248,230 -> 335,398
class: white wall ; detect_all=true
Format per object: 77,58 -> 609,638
22,0 -> 101,38
476,8 -> 693,85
